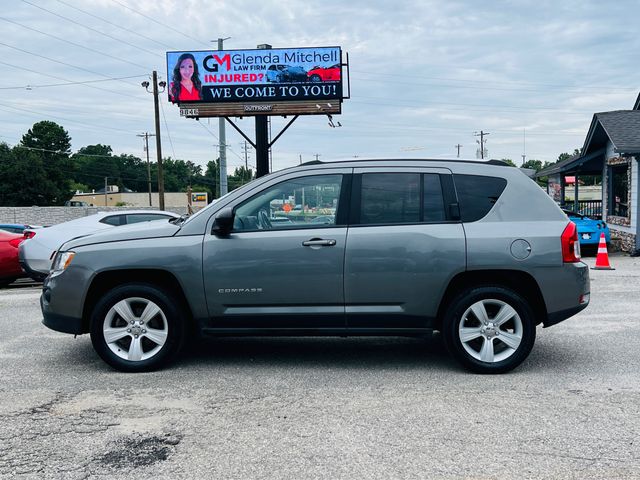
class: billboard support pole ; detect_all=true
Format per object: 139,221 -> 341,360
255,116 -> 269,178
255,43 -> 273,178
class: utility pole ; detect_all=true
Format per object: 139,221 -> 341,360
455,144 -> 462,158
137,132 -> 155,206
104,177 -> 108,206
215,37 -> 231,195
240,140 -> 251,184
474,131 -> 490,159
314,153 -> 321,161
142,72 -> 167,210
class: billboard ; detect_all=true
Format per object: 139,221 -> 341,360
166,46 -> 343,117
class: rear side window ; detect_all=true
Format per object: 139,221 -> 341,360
126,214 -> 172,224
100,215 -> 124,226
453,174 -> 507,222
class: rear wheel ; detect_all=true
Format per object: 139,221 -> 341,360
90,283 -> 185,372
442,286 -> 536,374
309,74 -> 322,82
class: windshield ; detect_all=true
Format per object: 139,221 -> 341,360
182,180 -> 259,225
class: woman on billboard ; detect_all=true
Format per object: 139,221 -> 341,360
169,53 -> 202,102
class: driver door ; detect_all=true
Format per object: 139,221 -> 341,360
202,169 -> 351,331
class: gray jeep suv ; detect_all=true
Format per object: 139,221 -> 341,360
41,159 -> 589,373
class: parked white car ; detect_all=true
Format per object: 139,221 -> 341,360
18,210 -> 179,281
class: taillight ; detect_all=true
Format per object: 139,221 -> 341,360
561,222 -> 581,263
8,237 -> 23,248
23,231 -> 36,239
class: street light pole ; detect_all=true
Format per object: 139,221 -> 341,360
152,71 -> 165,210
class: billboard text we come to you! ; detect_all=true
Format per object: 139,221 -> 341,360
166,46 -> 343,108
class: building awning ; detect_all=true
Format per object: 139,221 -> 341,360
535,148 -> 606,178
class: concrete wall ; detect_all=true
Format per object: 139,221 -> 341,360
69,191 -> 208,208
0,206 -> 196,226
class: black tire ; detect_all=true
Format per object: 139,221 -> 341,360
0,277 -> 17,288
90,283 -> 186,372
309,74 -> 322,82
442,286 -> 536,374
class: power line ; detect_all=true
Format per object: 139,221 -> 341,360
108,0 -> 210,47
0,102 -> 136,134
0,41 -> 142,89
0,60 -> 146,101
159,100 -> 176,159
352,96 -> 604,114
52,0 -> 176,50
21,0 -> 162,58
351,69 -> 637,93
0,16 -> 152,71
0,75 -> 147,91
196,120 -> 248,165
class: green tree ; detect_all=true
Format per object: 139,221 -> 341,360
500,158 -> 517,167
521,159 -> 545,171
19,121 -> 74,205
228,165 -> 254,191
0,143 -> 55,206
557,148 -> 581,163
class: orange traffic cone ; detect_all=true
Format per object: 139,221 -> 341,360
591,232 -> 615,270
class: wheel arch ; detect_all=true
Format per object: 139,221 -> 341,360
82,269 -> 194,333
436,269 -> 547,329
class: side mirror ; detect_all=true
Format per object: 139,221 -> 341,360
212,207 -> 235,236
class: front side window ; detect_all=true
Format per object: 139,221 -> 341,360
609,164 -> 629,217
233,175 -> 343,232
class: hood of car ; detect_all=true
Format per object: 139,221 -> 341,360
61,221 -> 181,250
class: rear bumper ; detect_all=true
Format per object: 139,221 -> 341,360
543,302 -> 589,328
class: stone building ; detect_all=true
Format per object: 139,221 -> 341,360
537,95 -> 640,253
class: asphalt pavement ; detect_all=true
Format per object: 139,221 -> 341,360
0,254 -> 639,479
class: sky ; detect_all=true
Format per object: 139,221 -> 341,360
1,0 -> 639,177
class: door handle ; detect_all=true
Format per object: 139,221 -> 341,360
302,238 -> 337,247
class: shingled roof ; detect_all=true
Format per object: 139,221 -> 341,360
585,110 -> 640,154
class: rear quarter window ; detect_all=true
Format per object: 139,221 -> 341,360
453,174 -> 507,222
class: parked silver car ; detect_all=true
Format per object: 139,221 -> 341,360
41,159 -> 589,373
19,210 -> 179,281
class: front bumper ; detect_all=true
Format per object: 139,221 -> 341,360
41,293 -> 84,334
40,268 -> 89,335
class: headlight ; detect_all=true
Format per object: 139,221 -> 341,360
50,251 -> 75,276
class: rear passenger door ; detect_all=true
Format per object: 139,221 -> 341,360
344,167 -> 466,330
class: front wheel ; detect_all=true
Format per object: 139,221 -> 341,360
442,286 -> 536,374
90,283 -> 186,372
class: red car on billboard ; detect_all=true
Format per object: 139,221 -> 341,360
307,64 -> 341,82
0,231 -> 25,287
